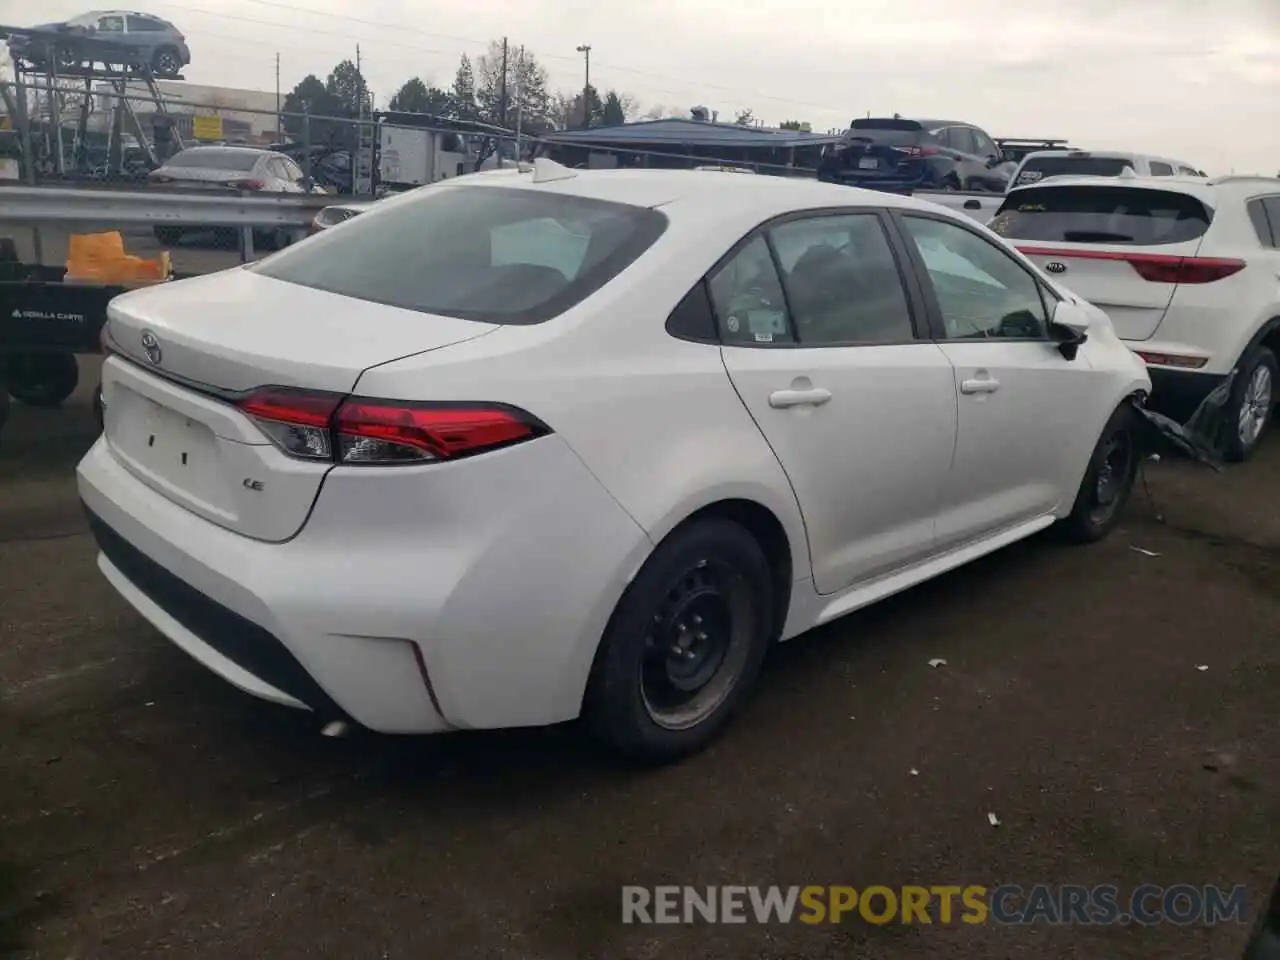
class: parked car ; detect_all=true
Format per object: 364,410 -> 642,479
990,172 -> 1280,460
309,200 -> 376,234
818,116 -> 1012,193
79,161 -> 1150,762
149,145 -> 323,248
7,11 -> 190,77
1009,149 -> 1206,192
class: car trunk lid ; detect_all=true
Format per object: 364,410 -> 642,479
101,270 -> 498,541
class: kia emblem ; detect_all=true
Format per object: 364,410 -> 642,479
1046,261 -> 1068,275
140,330 -> 162,365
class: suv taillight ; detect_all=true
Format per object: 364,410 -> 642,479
1016,247 -> 1246,284
236,387 -> 551,465
228,178 -> 265,191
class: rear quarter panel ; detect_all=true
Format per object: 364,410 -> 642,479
351,200 -> 814,587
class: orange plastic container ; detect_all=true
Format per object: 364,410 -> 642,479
65,231 -> 172,285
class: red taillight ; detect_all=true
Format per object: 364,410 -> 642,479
229,178 -> 266,191
235,388 -> 550,465
901,145 -> 939,158
1016,246 -> 1246,285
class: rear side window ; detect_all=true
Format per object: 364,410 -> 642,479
127,15 -> 169,31
988,186 -> 1212,245
1013,156 -> 1133,187
252,185 -> 668,324
1250,199 -> 1279,248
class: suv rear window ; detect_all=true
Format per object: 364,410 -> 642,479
989,185 -> 1212,245
845,118 -> 925,147
1012,156 -> 1133,187
252,185 -> 669,324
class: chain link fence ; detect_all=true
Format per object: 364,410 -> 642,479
1,78 -> 830,276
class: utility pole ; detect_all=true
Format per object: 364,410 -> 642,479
514,45 -> 524,162
576,44 -> 591,129
274,52 -> 281,140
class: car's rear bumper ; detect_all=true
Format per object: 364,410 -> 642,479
76,432 -> 652,734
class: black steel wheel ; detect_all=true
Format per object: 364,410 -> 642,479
1061,403 -> 1139,543
585,517 -> 773,763
6,352 -> 80,408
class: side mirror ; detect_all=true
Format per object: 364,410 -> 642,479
1049,299 -> 1090,360
985,155 -> 1001,169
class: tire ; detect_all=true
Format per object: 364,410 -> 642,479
583,517 -> 774,764
152,48 -> 182,77
153,227 -> 183,246
6,352 -> 79,408
1059,402 -> 1140,543
940,174 -> 961,191
1223,345 -> 1276,463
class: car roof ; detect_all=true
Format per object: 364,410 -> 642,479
1007,173 -> 1220,203
456,163 -> 962,218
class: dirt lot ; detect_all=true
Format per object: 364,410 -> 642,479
2,359 -> 1277,959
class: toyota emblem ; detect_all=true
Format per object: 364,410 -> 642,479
140,330 -> 162,365
1046,261 -> 1068,275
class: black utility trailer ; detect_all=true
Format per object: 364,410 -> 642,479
0,246 -> 189,437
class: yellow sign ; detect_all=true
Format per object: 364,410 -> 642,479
192,114 -> 224,140
0,115 -> 11,130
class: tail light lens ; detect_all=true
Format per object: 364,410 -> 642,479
236,387 -> 551,465
1016,246 -> 1246,285
229,178 -> 265,191
901,145 -> 939,157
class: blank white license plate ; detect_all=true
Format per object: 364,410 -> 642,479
858,157 -> 879,169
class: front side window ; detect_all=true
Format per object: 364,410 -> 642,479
97,15 -> 125,32
253,185 -> 668,324
901,215 -> 1049,340
1149,162 -> 1174,176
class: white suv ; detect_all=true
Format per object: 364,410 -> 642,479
989,173 -> 1280,460
1008,150 -> 1205,192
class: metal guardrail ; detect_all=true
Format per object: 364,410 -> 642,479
0,184 -> 335,229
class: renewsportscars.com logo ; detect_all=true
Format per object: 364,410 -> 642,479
621,884 -> 1251,926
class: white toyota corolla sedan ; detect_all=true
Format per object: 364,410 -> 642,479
79,159 -> 1151,762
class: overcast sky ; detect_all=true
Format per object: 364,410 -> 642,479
3,0 -> 1277,173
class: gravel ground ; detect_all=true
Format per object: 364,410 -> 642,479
1,361 -> 1277,959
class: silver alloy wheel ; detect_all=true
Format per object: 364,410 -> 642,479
1238,363 -> 1273,448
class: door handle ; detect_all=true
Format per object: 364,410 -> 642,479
960,378 -> 1001,395
769,387 -> 833,409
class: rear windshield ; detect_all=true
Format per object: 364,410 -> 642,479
845,119 -> 924,147
1012,156 -> 1134,188
165,149 -> 261,171
252,185 -> 669,324
988,185 -> 1212,245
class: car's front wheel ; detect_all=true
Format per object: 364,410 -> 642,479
1060,402 -> 1140,543
584,517 -> 774,764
